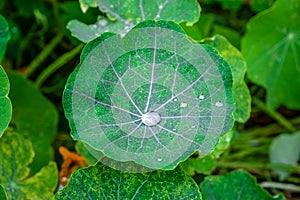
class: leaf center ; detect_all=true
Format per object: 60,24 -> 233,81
141,112 -> 161,126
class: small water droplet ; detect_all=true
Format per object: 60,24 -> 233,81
172,128 -> 177,131
158,5 -> 163,9
215,101 -> 223,107
157,157 -> 163,162
99,20 -> 108,26
110,4 -> 114,8
226,137 -> 230,142
191,125 -> 196,129
199,95 -> 205,100
173,98 -> 178,102
104,29 -> 109,32
180,102 -> 187,108
156,14 -> 160,18
92,24 -> 97,28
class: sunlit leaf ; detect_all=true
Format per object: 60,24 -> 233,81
0,132 -> 58,200
63,20 -> 235,170
200,170 -> 285,200
79,0 -> 98,13
242,0 -> 300,110
67,0 -> 201,42
8,72 -> 58,174
270,131 -> 300,181
0,66 -> 12,137
55,163 -> 201,199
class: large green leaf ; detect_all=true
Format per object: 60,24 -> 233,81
242,0 -> 300,110
270,131 -> 300,181
67,0 -> 201,42
0,15 -> 11,61
63,20 -> 235,170
202,35 -> 251,123
0,131 -> 58,200
55,163 -> 201,199
200,170 -> 285,200
0,66 -> 12,137
8,72 -> 58,174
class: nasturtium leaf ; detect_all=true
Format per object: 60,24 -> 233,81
67,0 -> 201,42
0,66 -> 12,137
0,132 -> 58,200
242,0 -> 300,110
250,0 -> 274,12
8,72 -> 58,174
270,131 -> 300,181
0,185 -> 8,200
63,20 -> 235,170
0,15 -> 11,61
55,163 -> 201,199
202,35 -> 251,123
200,170 -> 286,200
75,141 -> 102,165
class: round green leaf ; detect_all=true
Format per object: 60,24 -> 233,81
0,65 -> 12,137
63,20 -> 235,170
68,0 -> 201,42
55,163 -> 201,199
200,170 -> 285,200
242,0 -> 300,110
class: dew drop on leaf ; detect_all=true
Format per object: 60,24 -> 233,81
215,101 -> 223,107
199,95 -> 205,100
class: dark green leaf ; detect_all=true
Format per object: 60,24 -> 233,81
55,163 -> 201,199
0,131 -> 58,200
200,170 -> 285,200
270,131 -> 300,180
250,0 -> 274,12
63,20 -> 235,170
0,15 -> 11,61
242,0 -> 300,110
0,65 -> 12,137
0,185 -> 7,200
68,0 -> 201,42
8,72 -> 58,174
202,35 -> 251,123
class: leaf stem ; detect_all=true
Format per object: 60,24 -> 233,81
260,182 -> 300,192
35,43 -> 84,87
24,33 -> 64,77
252,97 -> 297,132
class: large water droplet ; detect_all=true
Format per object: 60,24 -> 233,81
180,102 -> 187,108
158,5 -> 163,9
199,95 -> 205,100
157,157 -> 163,162
141,112 -> 161,126
215,101 -> 223,107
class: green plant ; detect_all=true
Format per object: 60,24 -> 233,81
0,0 -> 300,199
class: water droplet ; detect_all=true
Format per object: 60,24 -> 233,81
215,101 -> 223,107
141,112 -> 161,126
104,29 -> 109,32
173,98 -> 178,102
156,14 -> 160,18
199,95 -> 205,100
158,5 -> 163,9
157,157 -> 163,162
92,24 -> 97,29
172,128 -> 176,131
110,4 -> 114,8
180,102 -> 187,108
99,20 -> 108,26
226,137 -> 231,142
191,125 -> 196,129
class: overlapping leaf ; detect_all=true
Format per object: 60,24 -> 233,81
0,132 -> 58,200
242,0 -> 300,110
67,0 -> 201,42
63,20 -> 235,170
8,72 -> 58,174
200,170 -> 285,200
0,66 -> 12,137
55,163 -> 201,199
202,35 -> 251,123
